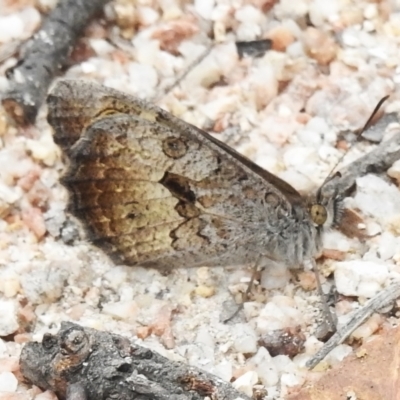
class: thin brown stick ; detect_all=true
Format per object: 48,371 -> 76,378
306,281 -> 400,369
154,44 -> 213,101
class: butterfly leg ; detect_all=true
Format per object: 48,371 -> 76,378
223,261 -> 261,323
310,259 -> 337,335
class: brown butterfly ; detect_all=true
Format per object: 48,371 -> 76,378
47,79 -> 341,270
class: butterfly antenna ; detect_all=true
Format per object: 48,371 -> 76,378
318,95 -> 390,193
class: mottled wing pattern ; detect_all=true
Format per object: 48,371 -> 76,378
47,80 -> 305,268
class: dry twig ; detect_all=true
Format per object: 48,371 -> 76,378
1,0 -> 109,125
307,281 -> 400,369
321,131 -> 400,200
20,321 -> 252,400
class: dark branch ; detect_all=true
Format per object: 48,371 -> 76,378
20,322 -> 252,400
1,0 -> 109,125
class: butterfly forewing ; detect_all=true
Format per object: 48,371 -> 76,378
47,80 -> 317,268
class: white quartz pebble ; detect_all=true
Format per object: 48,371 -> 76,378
335,260 -> 389,297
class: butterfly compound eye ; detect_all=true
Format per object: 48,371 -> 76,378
310,204 -> 327,226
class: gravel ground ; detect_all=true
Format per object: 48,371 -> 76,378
1,0 -> 400,399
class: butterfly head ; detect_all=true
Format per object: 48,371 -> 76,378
309,180 -> 343,231
310,204 -> 328,226
306,96 -> 389,231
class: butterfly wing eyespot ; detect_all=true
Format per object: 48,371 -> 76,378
162,137 -> 188,159
310,204 -> 327,226
265,192 -> 280,207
